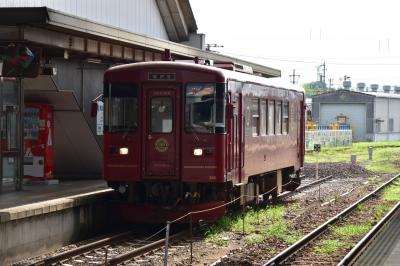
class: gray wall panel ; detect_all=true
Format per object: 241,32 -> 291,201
320,103 -> 367,141
312,90 -> 375,141
52,59 -> 82,105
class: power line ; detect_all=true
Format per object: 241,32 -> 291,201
222,51 -> 400,66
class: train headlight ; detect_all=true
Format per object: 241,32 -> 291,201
193,148 -> 203,156
119,147 -> 129,155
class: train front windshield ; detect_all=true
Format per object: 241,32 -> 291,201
104,83 -> 138,133
185,83 -> 226,134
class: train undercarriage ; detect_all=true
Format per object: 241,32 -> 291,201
109,167 -> 301,224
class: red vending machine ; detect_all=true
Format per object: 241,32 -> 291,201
24,104 -> 54,179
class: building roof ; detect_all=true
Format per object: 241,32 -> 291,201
0,7 -> 280,78
363,91 -> 400,99
155,0 -> 198,42
312,89 -> 400,100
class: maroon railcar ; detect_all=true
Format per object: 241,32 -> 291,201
103,61 -> 304,223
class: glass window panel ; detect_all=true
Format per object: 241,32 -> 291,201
151,97 -> 173,133
260,100 -> 267,135
282,101 -> 289,134
252,99 -> 260,136
268,100 -> 275,135
275,101 -> 282,134
107,97 -> 138,132
104,83 -> 138,133
185,83 -> 216,134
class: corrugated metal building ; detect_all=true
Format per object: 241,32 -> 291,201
0,0 -> 169,39
0,0 -> 201,45
312,89 -> 400,142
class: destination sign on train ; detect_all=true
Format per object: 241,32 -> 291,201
148,73 -> 176,80
186,86 -> 214,96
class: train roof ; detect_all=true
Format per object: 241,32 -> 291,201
107,61 -> 304,93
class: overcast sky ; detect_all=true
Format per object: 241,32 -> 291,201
189,0 -> 400,89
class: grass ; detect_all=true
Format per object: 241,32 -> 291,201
245,233 -> 265,245
305,141 -> 400,173
314,223 -> 371,254
315,239 -> 348,254
375,205 -> 391,220
331,223 -> 372,237
382,180 -> 400,201
204,205 -> 302,246
356,203 -> 367,212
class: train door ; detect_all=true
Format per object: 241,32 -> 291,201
238,93 -> 244,182
227,92 -> 241,183
144,87 -> 179,178
226,92 -> 233,172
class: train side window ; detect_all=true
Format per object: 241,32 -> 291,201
268,100 -> 275,135
260,99 -> 267,135
251,98 -> 260,136
151,97 -> 173,133
282,101 -> 289,134
275,101 -> 282,134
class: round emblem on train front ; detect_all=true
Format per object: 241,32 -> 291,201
154,138 -> 169,153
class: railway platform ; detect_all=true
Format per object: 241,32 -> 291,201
0,179 -> 109,209
0,179 -> 114,265
354,211 -> 400,266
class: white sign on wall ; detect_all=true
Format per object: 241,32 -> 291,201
96,101 -> 104,135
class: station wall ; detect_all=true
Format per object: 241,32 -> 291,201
24,58 -> 106,179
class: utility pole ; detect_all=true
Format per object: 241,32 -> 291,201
289,69 -> 300,84
328,78 -> 333,90
318,61 -> 326,89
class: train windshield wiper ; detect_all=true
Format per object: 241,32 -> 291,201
122,124 -> 136,139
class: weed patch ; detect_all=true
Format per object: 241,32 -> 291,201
245,233 -> 265,245
203,204 -> 301,246
383,181 -> 400,202
315,239 -> 348,254
332,223 -> 372,237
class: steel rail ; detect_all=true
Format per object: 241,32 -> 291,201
107,230 -> 188,265
277,175 -> 333,200
337,200 -> 400,266
263,173 -> 400,266
29,230 -> 135,266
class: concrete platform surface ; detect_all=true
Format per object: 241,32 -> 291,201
0,179 -> 109,210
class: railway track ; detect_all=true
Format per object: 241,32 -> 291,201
263,173 -> 400,266
25,175 -> 338,266
28,228 -> 187,266
277,175 -> 333,200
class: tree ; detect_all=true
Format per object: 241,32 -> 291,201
303,81 -> 327,97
